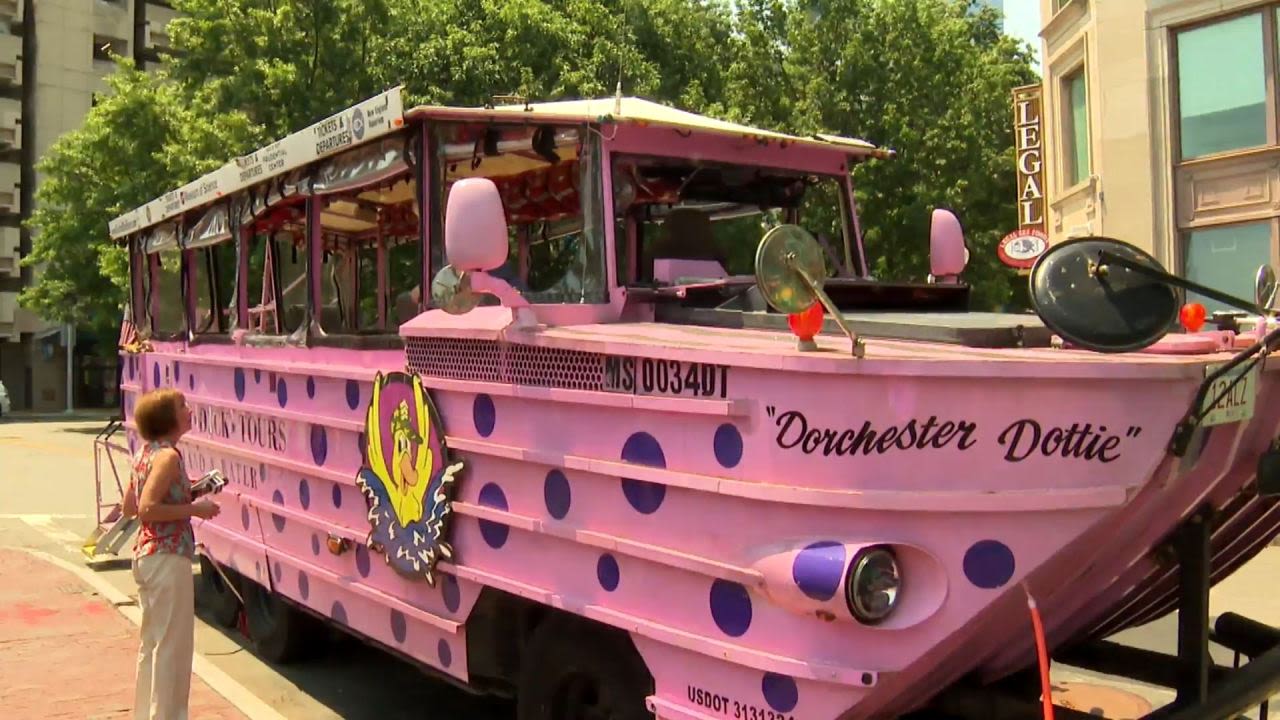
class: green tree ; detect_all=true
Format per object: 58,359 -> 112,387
779,0 -> 1039,309
20,61 -> 260,337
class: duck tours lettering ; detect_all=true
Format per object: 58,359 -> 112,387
767,406 -> 1141,464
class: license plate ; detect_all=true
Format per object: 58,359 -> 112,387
1201,363 -> 1259,427
602,356 -> 730,399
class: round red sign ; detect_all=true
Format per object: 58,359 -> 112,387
998,228 -> 1048,269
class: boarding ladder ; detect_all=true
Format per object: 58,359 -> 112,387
81,416 -> 137,567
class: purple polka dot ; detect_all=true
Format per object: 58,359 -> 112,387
332,483 -> 343,508
188,374 -> 195,391
597,554 -> 620,592
273,561 -> 282,582
621,432 -> 667,514
762,673 -> 799,713
331,601 -> 347,625
271,489 -> 286,532
477,483 -> 509,549
964,540 -> 1016,589
298,479 -> 311,510
310,534 -> 320,556
240,505 -> 250,530
345,380 -> 360,410
714,424 -> 743,468
473,394 -> 495,437
276,378 -> 289,407
127,357 -> 135,380
441,574 -> 460,613
174,362 -> 181,381
234,369 -> 246,401
306,376 -> 316,399
792,541 -> 846,602
298,571 -> 310,600
357,431 -> 366,457
543,470 -> 571,520
390,610 -> 407,643
709,579 -> 752,637
310,425 -> 328,466
255,561 -> 262,579
254,369 -> 262,384
437,639 -> 452,667
356,544 -> 371,578
152,363 -> 160,389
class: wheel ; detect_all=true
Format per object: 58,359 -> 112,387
516,615 -> 654,720
240,579 -> 323,664
195,556 -> 241,628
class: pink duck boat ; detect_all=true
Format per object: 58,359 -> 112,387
89,88 -> 1280,720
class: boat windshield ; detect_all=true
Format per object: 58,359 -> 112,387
611,154 -> 855,286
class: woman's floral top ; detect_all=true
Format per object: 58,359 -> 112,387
132,440 -> 194,559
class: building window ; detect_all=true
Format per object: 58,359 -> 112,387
1176,12 -> 1267,160
1184,222 -> 1273,314
1063,68 -> 1090,187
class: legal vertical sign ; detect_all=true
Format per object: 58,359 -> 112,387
1013,84 -> 1046,233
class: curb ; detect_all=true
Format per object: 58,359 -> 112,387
16,548 -> 287,720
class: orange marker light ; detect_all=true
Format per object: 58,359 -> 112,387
1180,302 -> 1207,333
787,302 -> 825,342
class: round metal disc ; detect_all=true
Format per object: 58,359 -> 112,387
755,225 -> 826,314
1029,236 -> 1178,353
431,265 -> 480,315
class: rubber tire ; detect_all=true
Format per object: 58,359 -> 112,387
241,580 -> 322,664
516,615 -> 653,720
195,556 -> 241,628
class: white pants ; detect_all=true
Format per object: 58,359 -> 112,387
132,552 -> 195,720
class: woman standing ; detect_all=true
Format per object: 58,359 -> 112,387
122,388 -> 220,720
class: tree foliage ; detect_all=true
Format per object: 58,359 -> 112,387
23,0 -> 1038,341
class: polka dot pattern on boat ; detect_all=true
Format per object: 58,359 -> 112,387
473,394 -> 495,437
441,574 -> 460,613
332,601 -> 347,625
620,432 -> 667,514
310,534 -> 320,556
271,490 -> 286,532
306,377 -> 316,399
298,479 -> 311,510
597,554 -> 620,592
332,484 -> 343,509
276,378 -> 289,408
543,470 -> 571,520
390,610 -> 407,643
152,364 -> 160,389
254,369 -> 261,384
272,561 -> 282,583
298,571 -> 310,600
762,673 -> 799,713
963,539 -> 1016,589
791,541 -> 846,602
356,544 -> 371,578
709,579 -> 752,637
346,380 -> 361,410
438,639 -> 452,668
234,369 -> 246,401
714,424 -> 744,468
477,484 -> 509,549
310,425 -> 328,467
240,506 -> 250,531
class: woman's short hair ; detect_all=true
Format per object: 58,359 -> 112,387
134,389 -> 185,441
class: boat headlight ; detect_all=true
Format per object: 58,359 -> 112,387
845,546 -> 901,625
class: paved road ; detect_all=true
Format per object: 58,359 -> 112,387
1,417 -> 1276,719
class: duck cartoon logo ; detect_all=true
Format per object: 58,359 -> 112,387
356,371 -> 463,586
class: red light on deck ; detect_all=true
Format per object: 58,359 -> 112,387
1180,302 -> 1207,333
788,302 -> 825,342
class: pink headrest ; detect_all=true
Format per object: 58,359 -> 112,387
445,178 -> 509,272
929,209 -> 968,278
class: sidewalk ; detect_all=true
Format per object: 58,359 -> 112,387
0,548 -> 246,719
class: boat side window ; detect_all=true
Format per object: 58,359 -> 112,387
437,122 -> 607,304
313,134 -> 421,333
242,230 -> 307,336
142,222 -> 183,336
186,203 -> 236,334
